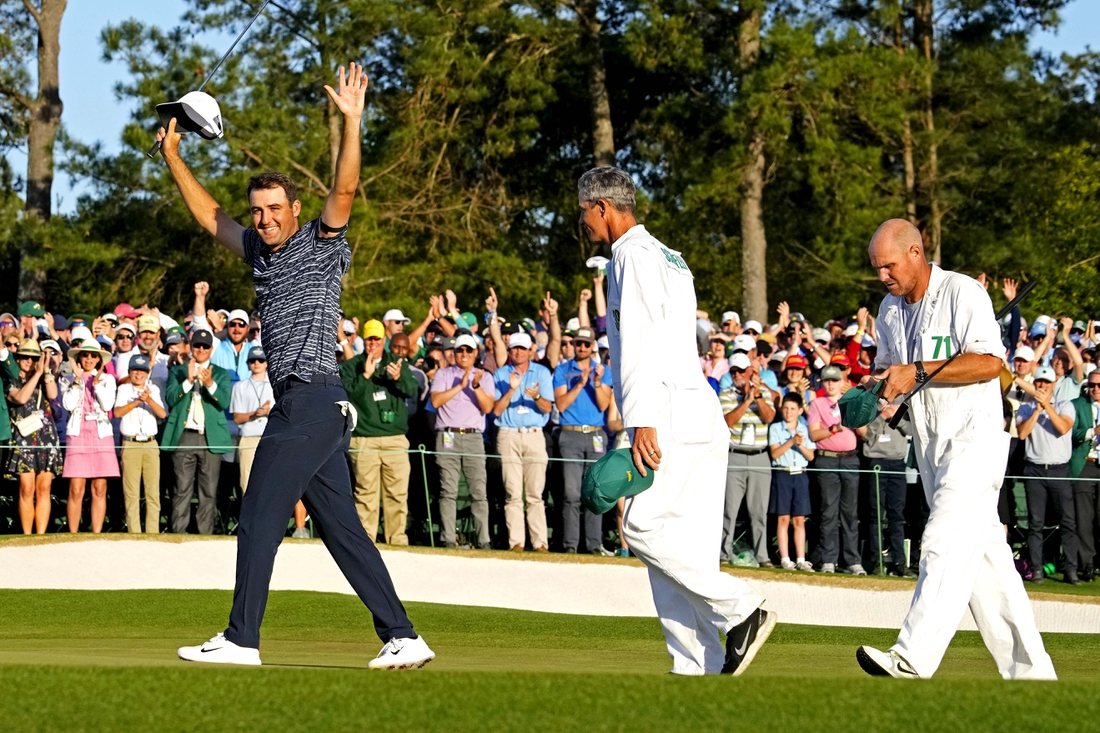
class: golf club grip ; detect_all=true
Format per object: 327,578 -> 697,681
146,139 -> 163,159
887,402 -> 909,430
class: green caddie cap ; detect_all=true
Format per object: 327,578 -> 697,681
18,301 -> 45,318
838,380 -> 884,429
581,449 -> 655,515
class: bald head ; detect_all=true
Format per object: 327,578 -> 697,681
868,218 -> 931,302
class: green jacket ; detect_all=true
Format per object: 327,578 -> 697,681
339,351 -> 417,438
162,362 -> 234,454
0,352 -> 16,442
1070,392 -> 1093,478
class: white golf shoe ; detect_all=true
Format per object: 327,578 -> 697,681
856,646 -> 920,679
177,633 -> 261,666
368,636 -> 436,670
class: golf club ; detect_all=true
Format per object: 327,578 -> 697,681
146,0 -> 273,159
886,278 -> 1037,429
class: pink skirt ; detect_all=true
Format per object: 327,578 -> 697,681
62,424 -> 121,479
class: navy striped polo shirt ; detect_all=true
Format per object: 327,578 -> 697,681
242,218 -> 350,386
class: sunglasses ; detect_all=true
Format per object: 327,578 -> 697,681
5,341 -> 19,349
575,341 -> 594,348
228,321 -> 248,328
561,340 -> 574,346
456,346 -> 476,354
192,344 -> 212,350
730,368 -> 747,375
15,354 -> 34,360
1088,383 -> 1100,389
70,321 -> 87,328
116,332 -> 134,339
0,321 -> 16,328
247,359 -> 267,364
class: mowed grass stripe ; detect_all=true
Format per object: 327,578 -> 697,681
0,590 -> 1097,731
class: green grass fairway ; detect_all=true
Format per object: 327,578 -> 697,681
0,590 -> 1096,731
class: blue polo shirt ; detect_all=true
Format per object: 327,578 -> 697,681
211,337 -> 262,382
493,362 -> 554,429
553,359 -> 614,427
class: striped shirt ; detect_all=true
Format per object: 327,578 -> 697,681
718,385 -> 773,450
243,219 -> 349,386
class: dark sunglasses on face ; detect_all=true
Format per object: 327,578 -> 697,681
5,341 -> 19,349
117,333 -> 134,339
229,321 -> 248,328
248,359 -> 266,365
456,346 -> 475,354
730,368 -> 747,375
1088,383 -> 1100,389
192,344 -> 211,351
0,321 -> 15,328
575,341 -> 593,349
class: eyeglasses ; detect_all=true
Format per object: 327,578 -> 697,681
228,321 -> 248,328
561,340 -> 574,346
116,333 -> 134,340
4,341 -> 19,349
0,321 -> 15,328
575,341 -> 593,349
247,359 -> 267,365
15,355 -> 34,360
70,321 -> 87,328
456,346 -> 475,354
192,344 -> 212,350
730,368 -> 747,375
1088,383 -> 1100,390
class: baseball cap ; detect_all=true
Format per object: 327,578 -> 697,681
1073,320 -> 1087,333
70,326 -> 94,345
115,322 -> 136,336
581,449 -> 655,515
190,329 -> 214,348
785,353 -> 808,369
362,319 -> 385,339
732,334 -> 757,353
247,346 -> 266,362
40,339 -> 61,353
18,301 -> 45,318
1034,366 -> 1056,383
102,313 -> 120,326
721,311 -> 740,325
565,317 -> 581,332
455,333 -> 479,351
165,332 -> 184,346
509,332 -> 533,350
227,309 -> 250,326
383,308 -> 411,324
461,312 -> 477,330
443,336 -> 458,351
1013,346 -> 1036,362
743,319 -> 763,334
757,332 -> 776,345
844,323 -> 859,337
53,314 -> 68,331
770,349 -> 787,364
820,365 -> 844,381
813,327 -> 831,344
838,381 -> 884,429
597,335 -> 609,349
342,319 -> 357,334
1029,322 -> 1046,337
861,335 -> 877,348
573,327 -> 596,344
728,353 -> 752,371
137,315 -> 160,333
129,353 -> 152,372
586,255 -> 610,270
831,353 -> 851,367
114,303 -> 141,318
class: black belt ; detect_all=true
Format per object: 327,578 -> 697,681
820,450 -> 857,458
731,447 -> 767,455
438,428 -> 481,435
123,436 -> 153,443
1027,461 -> 1068,471
273,373 -> 343,400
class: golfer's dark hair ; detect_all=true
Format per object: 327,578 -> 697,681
578,166 -> 636,213
248,171 -> 299,205
781,392 -> 804,408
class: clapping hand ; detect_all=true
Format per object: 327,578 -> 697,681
445,289 -> 458,314
524,385 -> 540,399
363,354 -> 378,379
187,358 -> 197,383
256,400 -> 272,417
509,371 -> 522,390
472,369 -> 484,388
460,366 -> 472,388
198,365 -> 215,388
385,358 -> 403,379
578,363 -> 592,386
594,363 -> 605,382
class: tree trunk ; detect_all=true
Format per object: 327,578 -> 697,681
576,0 -> 615,167
894,8 -> 917,225
738,4 -> 767,323
19,0 -> 67,302
914,0 -> 941,263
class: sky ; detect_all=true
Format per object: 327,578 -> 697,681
3,0 -> 1099,215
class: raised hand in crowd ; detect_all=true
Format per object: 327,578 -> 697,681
1002,278 -> 1017,302
44,312 -> 59,341
856,306 -> 869,332
352,316 -> 360,333
593,270 -> 605,289
385,358 -> 403,380
484,287 -> 498,317
445,289 -> 458,315
579,288 -> 592,304
776,301 -> 790,331
542,291 -> 558,318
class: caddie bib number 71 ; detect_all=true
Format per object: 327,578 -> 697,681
921,330 -> 953,360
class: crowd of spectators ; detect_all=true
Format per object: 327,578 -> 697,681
2,274 -> 1098,583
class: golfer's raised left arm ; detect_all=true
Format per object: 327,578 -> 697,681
320,62 -> 368,236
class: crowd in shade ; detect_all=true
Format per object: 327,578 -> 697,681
2,274 -> 1099,583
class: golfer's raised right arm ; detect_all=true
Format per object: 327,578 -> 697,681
157,119 -> 246,259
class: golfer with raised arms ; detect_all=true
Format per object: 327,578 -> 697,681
856,219 -> 1054,679
162,63 -> 434,670
580,167 -> 775,676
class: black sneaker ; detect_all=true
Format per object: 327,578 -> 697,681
722,607 -> 777,676
1081,564 -> 1095,582
889,564 -> 917,578
1064,571 -> 1081,585
1028,569 -> 1044,584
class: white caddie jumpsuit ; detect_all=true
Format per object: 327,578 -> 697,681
607,225 -> 765,676
876,264 -> 1056,680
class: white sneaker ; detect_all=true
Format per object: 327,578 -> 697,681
177,633 -> 261,666
846,564 -> 868,576
780,558 -> 796,570
795,559 -> 815,572
591,545 -> 614,557
821,563 -> 836,573
368,636 -> 435,670
856,646 -> 920,679
291,527 -> 310,539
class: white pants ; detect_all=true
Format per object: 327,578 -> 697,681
893,428 -> 1056,679
623,414 -> 765,676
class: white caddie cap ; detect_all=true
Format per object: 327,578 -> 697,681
813,327 -> 831,344
342,319 -> 357,334
509,332 -> 533,350
156,91 -> 224,140
733,334 -> 757,353
1013,346 -> 1036,362
585,255 -> 609,270
454,334 -> 479,351
116,322 -> 137,335
743,319 -> 763,334
227,309 -> 250,325
861,334 -> 876,348
722,311 -> 740,325
383,308 -> 411,324
844,323 -> 859,336
597,335 -> 609,349
70,326 -> 94,345
565,317 -> 581,332
728,353 -> 752,370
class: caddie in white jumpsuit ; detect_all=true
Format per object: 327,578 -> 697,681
577,166 -> 775,677
858,219 -> 1055,680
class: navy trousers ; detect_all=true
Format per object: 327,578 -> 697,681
224,375 -> 415,649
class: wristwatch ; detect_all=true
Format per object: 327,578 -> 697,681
914,360 -> 928,384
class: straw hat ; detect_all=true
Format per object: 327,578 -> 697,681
15,338 -> 42,357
